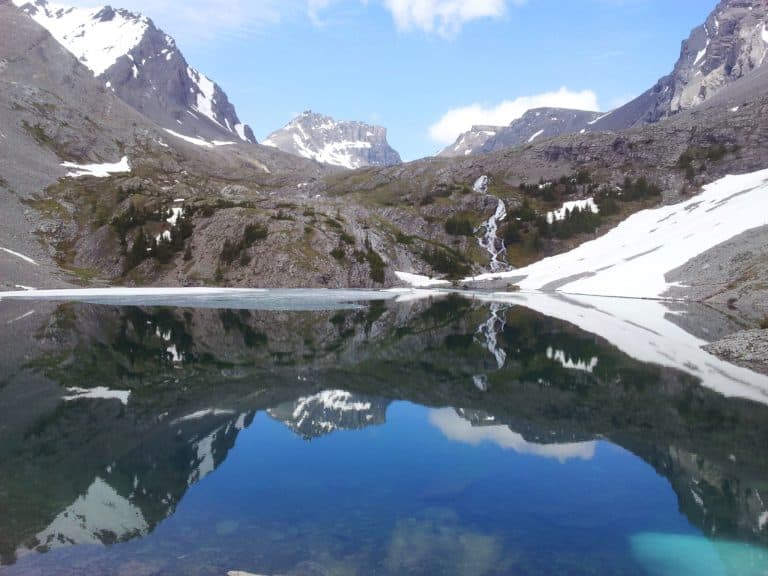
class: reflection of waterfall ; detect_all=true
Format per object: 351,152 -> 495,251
476,304 -> 507,369
473,304 -> 508,390
473,175 -> 509,272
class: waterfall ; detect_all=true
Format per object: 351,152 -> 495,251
474,175 -> 508,272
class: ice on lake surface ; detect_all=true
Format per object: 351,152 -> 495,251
0,288 -> 767,575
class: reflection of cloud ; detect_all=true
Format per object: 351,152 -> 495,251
429,408 -> 596,463
386,510 -> 501,575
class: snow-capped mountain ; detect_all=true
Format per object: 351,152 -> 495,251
262,111 -> 401,169
437,125 -> 499,157
12,0 -> 256,144
481,108 -> 601,153
439,108 -> 600,157
267,390 -> 389,439
589,0 -> 768,131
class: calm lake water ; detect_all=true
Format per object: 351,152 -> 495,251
1,290 -> 767,575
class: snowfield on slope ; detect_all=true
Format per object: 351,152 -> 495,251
12,0 -> 149,76
460,169 -> 768,298
61,156 -> 131,177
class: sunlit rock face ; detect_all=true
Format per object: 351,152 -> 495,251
263,111 -> 402,169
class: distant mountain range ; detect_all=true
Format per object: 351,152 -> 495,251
444,0 -> 768,156
263,110 -> 402,169
439,108 -> 601,157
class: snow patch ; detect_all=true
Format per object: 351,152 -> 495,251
0,247 -> 38,265
234,124 -> 248,142
187,67 -> 223,129
528,129 -> 545,143
164,129 -> 213,148
762,25 -> 768,44
546,198 -> 599,225
173,408 -> 236,424
394,271 -> 451,288
61,156 -> 131,178
63,386 -> 131,405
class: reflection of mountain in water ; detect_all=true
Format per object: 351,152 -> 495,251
1,297 -> 768,564
268,390 -> 389,439
433,408 -> 597,462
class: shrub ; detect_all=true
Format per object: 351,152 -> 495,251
444,215 -> 475,236
244,223 -> 268,243
422,247 -> 470,278
330,246 -> 345,260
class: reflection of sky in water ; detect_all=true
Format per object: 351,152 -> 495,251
12,401 -> 764,575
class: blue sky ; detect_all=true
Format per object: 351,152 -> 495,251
76,0 -> 715,160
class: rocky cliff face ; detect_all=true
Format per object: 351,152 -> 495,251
12,0 -> 256,144
439,108 -> 600,157
590,0 -> 768,131
263,111 -> 402,169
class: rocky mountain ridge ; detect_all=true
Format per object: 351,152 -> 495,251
440,108 -> 602,157
444,0 -> 768,155
588,0 -> 768,131
12,0 -> 257,144
263,110 -> 402,169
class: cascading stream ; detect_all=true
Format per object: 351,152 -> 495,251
473,175 -> 509,273
472,303 -> 509,391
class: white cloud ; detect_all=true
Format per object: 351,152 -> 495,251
429,87 -> 600,144
382,0 -> 510,36
429,409 -> 597,463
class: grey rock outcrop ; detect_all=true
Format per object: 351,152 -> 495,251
13,0 -> 256,144
263,111 -> 402,169
590,0 -> 768,131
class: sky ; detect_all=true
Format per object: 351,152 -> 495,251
65,0 -> 715,160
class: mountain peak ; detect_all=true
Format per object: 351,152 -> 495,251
12,0 -> 256,144
263,112 -> 401,169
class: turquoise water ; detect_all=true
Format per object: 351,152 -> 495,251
0,297 -> 766,575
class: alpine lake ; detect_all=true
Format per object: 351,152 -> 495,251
1,288 -> 767,576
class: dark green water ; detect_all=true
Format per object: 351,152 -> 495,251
0,294 -> 767,575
